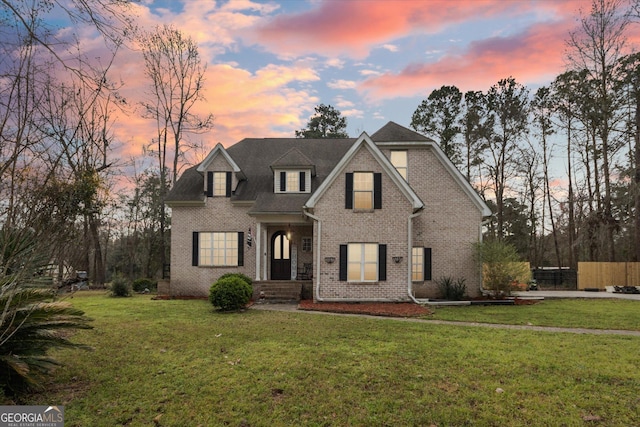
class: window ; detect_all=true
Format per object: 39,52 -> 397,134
411,247 -> 432,281
193,232 -> 243,266
412,247 -> 423,281
276,170 -> 309,193
206,171 -> 231,197
353,172 -> 373,209
391,151 -> 408,180
345,172 -> 382,210
339,243 -> 386,282
348,243 -> 378,281
213,172 -> 227,196
302,237 -> 312,252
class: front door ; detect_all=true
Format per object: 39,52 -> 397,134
271,231 -> 291,280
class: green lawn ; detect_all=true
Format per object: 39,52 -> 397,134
430,298 -> 640,330
14,292 -> 640,426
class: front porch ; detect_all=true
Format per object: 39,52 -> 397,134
252,220 -> 314,282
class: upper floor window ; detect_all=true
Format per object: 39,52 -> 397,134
353,172 -> 373,209
275,170 -> 309,193
345,172 -> 382,210
390,151 -> 408,180
206,171 -> 231,197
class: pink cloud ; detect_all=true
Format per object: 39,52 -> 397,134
248,0 -> 585,59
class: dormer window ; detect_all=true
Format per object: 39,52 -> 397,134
275,170 -> 311,193
206,171 -> 232,197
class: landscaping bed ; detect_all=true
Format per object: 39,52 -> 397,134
298,300 -> 432,317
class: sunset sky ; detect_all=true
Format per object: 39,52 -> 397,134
76,0 -> 639,169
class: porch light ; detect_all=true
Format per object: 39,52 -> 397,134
324,256 -> 335,264
392,256 -> 403,264
286,224 -> 292,240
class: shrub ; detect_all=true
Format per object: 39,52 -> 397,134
218,272 -> 252,288
132,278 -> 157,293
110,275 -> 131,297
0,228 -> 93,393
473,240 -> 531,297
209,276 -> 252,311
436,276 -> 467,300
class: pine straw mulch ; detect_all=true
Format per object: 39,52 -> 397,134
297,300 -> 432,318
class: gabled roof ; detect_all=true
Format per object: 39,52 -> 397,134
304,132 -> 424,212
372,122 -> 491,217
270,147 -> 316,176
196,143 -> 244,178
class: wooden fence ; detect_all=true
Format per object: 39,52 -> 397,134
578,262 -> 640,290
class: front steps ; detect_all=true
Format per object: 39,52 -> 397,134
253,281 -> 304,302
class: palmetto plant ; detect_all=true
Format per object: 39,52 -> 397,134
0,228 -> 93,392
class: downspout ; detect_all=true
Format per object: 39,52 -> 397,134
407,209 -> 423,304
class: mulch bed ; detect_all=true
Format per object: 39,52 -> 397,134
298,300 -> 432,317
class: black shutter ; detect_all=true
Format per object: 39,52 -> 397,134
345,173 -> 353,209
206,172 -> 213,197
378,244 -> 387,281
238,232 -> 244,266
280,171 -> 286,192
339,244 -> 348,281
424,248 -> 432,281
374,173 -> 382,209
192,232 -> 199,266
299,171 -> 306,192
226,172 -> 232,197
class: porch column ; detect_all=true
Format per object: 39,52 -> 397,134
255,222 -> 261,281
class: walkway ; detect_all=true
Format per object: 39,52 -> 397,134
250,291 -> 640,337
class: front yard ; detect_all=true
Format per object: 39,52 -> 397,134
13,292 -> 640,426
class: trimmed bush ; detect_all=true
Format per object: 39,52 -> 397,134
209,276 -> 252,311
110,275 -> 131,297
132,278 -> 157,293
218,272 -> 252,288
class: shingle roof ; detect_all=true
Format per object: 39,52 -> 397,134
165,165 -> 205,203
166,122 -> 435,211
370,121 -> 433,143
228,138 -> 354,214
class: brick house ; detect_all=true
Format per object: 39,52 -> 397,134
164,122 -> 491,301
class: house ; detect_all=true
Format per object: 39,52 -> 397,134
164,121 -> 491,301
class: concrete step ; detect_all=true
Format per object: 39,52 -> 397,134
254,282 -> 302,302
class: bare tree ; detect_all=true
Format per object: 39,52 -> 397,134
141,24 -> 214,186
484,77 -> 530,241
566,0 -> 633,261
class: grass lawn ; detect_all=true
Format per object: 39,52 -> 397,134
13,291 -> 640,426
430,298 -> 640,330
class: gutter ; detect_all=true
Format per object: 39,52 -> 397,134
479,217 -> 491,295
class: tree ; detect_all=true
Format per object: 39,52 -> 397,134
141,24 -> 213,273
566,0 -> 633,261
460,90 -> 490,185
411,85 -> 463,165
295,104 -> 348,138
484,77 -> 530,241
616,52 -> 640,260
532,86 -> 562,267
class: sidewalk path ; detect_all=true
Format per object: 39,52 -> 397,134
250,298 -> 640,337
